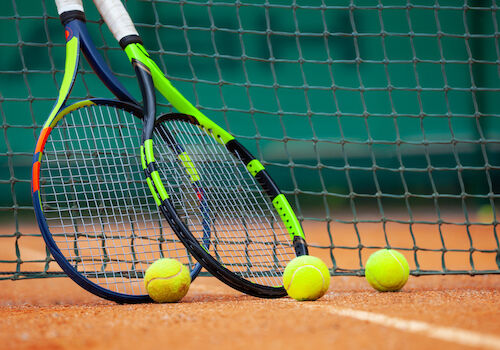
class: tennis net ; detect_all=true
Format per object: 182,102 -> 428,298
1,0 -> 499,279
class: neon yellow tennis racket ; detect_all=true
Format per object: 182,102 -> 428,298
94,0 -> 309,298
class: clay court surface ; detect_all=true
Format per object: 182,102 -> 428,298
1,219 -> 500,350
1,275 -> 499,350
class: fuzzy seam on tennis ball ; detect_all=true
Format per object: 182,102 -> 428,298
365,249 -> 409,292
144,258 -> 191,303
283,255 -> 330,301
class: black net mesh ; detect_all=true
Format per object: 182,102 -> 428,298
1,0 -> 499,280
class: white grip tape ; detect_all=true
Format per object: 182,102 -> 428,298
55,0 -> 83,15
93,0 -> 139,42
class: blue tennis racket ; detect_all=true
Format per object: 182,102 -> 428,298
31,0 -> 206,303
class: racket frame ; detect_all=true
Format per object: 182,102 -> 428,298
31,10 -> 202,303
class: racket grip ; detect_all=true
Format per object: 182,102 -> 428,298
55,0 -> 83,14
93,0 -> 139,43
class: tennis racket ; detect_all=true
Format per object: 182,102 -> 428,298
94,0 -> 309,298
31,0 -> 202,303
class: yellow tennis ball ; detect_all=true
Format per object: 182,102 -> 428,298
283,255 -> 330,301
365,249 -> 409,292
144,258 -> 191,303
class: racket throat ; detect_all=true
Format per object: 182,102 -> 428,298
132,59 -> 156,142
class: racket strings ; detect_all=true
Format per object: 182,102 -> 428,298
40,104 -> 195,295
154,119 -> 296,287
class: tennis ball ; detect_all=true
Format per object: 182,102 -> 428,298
283,255 -> 330,301
144,258 -> 191,303
365,249 -> 409,292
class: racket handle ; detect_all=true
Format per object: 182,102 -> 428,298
93,0 -> 139,44
55,0 -> 83,14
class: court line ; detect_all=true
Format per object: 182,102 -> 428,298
304,304 -> 500,350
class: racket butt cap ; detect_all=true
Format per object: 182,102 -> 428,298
119,35 -> 143,49
59,10 -> 85,26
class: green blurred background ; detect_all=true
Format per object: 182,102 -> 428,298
1,0 -> 499,213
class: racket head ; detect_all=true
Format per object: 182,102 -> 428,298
32,99 -> 201,303
142,113 -> 308,298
